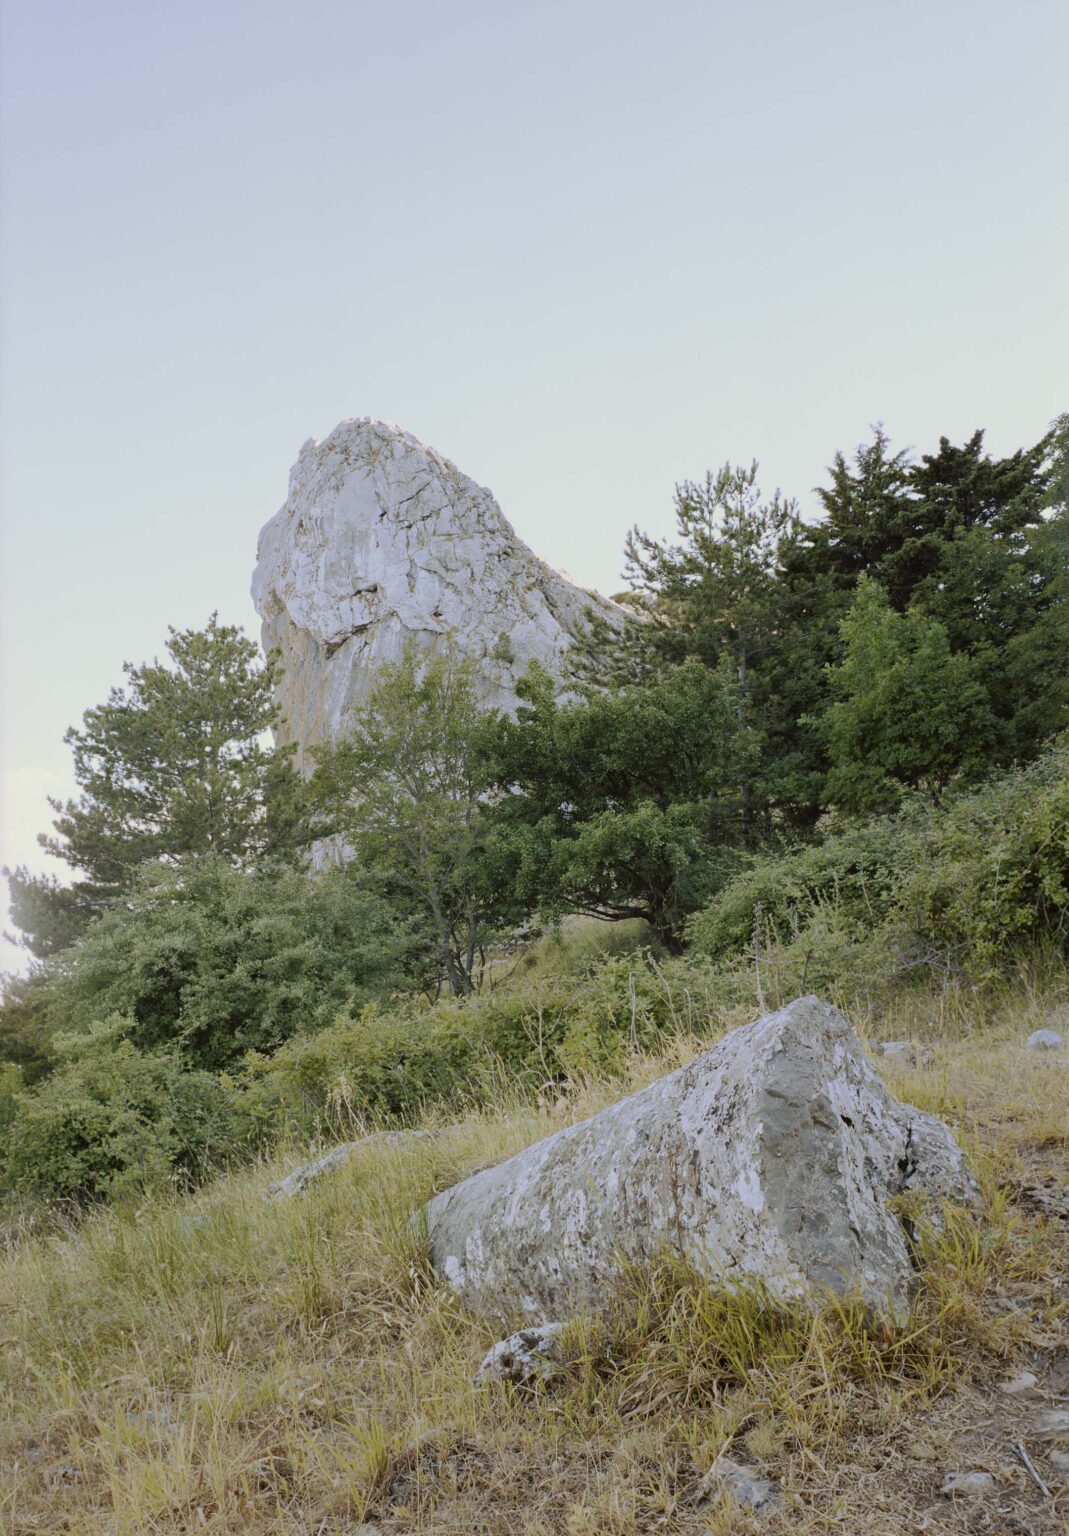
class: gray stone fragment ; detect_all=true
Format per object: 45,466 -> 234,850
424,997 -> 977,1326
1037,1409 -> 1069,1439
702,1456 -> 780,1510
123,1408 -> 178,1430
1026,1028 -> 1064,1051
475,1323 -> 564,1386
999,1369 -> 1038,1395
939,1471 -> 994,1495
875,1040 -> 933,1068
1050,1448 -> 1069,1472
266,1129 -> 436,1200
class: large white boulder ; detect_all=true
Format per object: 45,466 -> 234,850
423,997 -> 977,1326
251,418 -> 624,771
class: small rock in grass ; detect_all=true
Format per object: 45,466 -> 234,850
939,1471 -> 994,1495
1050,1449 -> 1069,1473
475,1323 -> 564,1386
1026,1028 -> 1063,1051
910,1440 -> 939,1462
1036,1409 -> 1069,1439
702,1456 -> 780,1510
999,1370 -> 1038,1395
875,1040 -> 934,1068
266,1129 -> 438,1200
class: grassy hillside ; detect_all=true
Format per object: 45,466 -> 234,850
2,422 -> 1066,1530
2,988 -> 1067,1535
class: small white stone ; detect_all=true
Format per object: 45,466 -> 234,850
939,1471 -> 994,1495
265,1128 -> 440,1200
875,1040 -> 934,1068
1050,1448 -> 1069,1472
1037,1409 -> 1069,1439
1026,1028 -> 1063,1051
475,1324 -> 564,1386
999,1369 -> 1038,1395
703,1456 -> 779,1510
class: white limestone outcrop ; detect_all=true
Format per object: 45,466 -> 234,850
252,418 -> 624,770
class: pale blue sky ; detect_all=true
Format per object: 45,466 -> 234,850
2,0 -> 1067,971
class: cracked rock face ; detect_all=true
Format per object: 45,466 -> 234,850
252,418 -> 624,771
423,997 -> 977,1327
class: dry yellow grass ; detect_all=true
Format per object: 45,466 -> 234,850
1,1016 -> 1067,1535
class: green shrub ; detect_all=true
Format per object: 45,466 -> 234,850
689,741 -> 1069,990
1,1017 -> 237,1207
43,855 -> 416,1071
0,1061 -> 23,1133
895,741 -> 1069,976
688,817 -> 904,963
233,952 -> 700,1146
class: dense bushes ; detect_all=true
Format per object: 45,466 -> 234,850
39,856 -> 417,1071
2,1017 -> 235,1205
689,740 -> 1069,992
895,743 -> 1069,975
1,935 -> 724,1208
233,949 -> 712,1146
688,816 -> 905,963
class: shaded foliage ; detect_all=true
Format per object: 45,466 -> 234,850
487,658 -> 751,948
40,856 -> 415,1072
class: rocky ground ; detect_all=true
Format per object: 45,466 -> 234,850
1,1026 -> 1067,1535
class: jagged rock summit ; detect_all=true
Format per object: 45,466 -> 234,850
252,418 -> 624,768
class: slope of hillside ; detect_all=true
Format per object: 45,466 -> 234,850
3,1001 -> 1067,1536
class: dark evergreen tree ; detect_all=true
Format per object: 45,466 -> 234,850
618,463 -> 823,831
487,658 -> 752,948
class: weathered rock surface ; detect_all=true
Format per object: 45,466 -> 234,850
475,1323 -> 564,1387
701,1456 -> 780,1512
423,997 -> 977,1326
998,1369 -> 1038,1395
252,418 -> 624,771
874,1040 -> 934,1069
266,1129 -> 438,1200
1026,1028 -> 1063,1051
939,1471 -> 994,1496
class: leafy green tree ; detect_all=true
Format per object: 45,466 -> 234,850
41,855 -> 414,1071
792,422 -> 1068,777
488,659 -> 751,948
312,643 -> 513,996
820,577 -> 996,813
792,425 -> 1050,608
6,616 -> 306,956
0,972 -> 56,1084
789,426 -> 914,600
621,462 -> 813,832
4,870 -> 97,960
45,615 -> 297,886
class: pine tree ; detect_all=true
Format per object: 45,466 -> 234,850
7,616 -> 303,955
621,462 -> 805,835
820,578 -> 996,812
